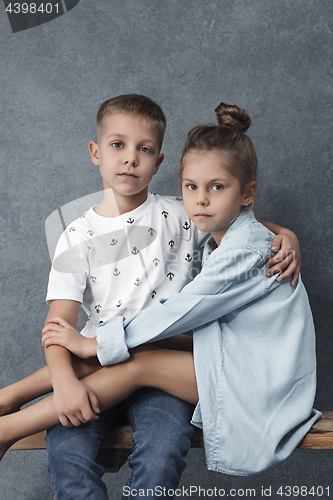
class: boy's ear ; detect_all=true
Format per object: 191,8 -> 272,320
242,181 -> 257,206
89,141 -> 100,166
153,153 -> 164,176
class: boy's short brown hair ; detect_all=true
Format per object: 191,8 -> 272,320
96,94 -> 166,150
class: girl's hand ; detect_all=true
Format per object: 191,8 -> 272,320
265,231 -> 300,287
42,317 -> 98,359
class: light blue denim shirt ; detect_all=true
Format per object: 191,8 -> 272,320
97,210 -> 322,476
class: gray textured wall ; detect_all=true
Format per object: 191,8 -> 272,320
1,1 -> 332,498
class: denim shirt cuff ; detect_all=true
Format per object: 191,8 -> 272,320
96,316 -> 130,366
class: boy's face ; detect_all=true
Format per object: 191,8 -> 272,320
89,113 -> 164,206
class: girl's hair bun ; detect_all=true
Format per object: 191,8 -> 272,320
214,103 -> 251,133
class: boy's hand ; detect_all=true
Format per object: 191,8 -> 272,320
265,231 -> 300,287
52,376 -> 100,427
42,317 -> 98,359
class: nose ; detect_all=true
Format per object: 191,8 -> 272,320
196,189 -> 209,206
124,147 -> 138,167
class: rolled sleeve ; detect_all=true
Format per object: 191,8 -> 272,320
97,316 -> 131,365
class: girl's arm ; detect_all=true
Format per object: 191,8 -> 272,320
44,222 -> 299,364
42,246 -> 268,365
260,221 -> 300,286
96,244 -> 281,366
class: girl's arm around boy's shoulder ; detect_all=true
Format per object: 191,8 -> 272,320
259,220 -> 301,286
157,195 -> 300,285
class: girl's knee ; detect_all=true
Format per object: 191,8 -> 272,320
130,345 -> 156,387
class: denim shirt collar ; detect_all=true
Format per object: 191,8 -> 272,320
224,208 -> 255,234
202,209 -> 256,263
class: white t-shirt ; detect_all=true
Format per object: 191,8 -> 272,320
46,193 -> 207,338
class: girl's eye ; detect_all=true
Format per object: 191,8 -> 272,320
212,184 -> 223,191
111,142 -> 123,148
186,184 -> 197,191
140,146 -> 151,153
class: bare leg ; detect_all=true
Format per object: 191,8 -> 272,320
0,355 -> 101,416
0,346 -> 197,461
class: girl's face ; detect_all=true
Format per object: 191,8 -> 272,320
181,150 -> 254,245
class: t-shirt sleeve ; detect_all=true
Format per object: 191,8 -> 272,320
96,245 -> 280,366
46,224 -> 89,304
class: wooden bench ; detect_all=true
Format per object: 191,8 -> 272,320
9,411 -> 333,474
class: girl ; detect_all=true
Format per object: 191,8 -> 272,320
0,103 -> 321,475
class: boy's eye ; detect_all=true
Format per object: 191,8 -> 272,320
111,142 -> 123,148
212,184 -> 223,191
140,146 -> 151,153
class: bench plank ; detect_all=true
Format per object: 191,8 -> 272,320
298,411 -> 333,449
9,411 -> 333,472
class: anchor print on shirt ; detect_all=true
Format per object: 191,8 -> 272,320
113,268 -> 120,276
90,276 -> 97,283
134,278 -> 142,286
161,211 -> 168,219
167,272 -> 175,281
168,240 -> 175,249
69,227 -> 76,232
110,239 -> 118,245
153,258 -> 160,267
95,304 -> 102,313
87,229 -> 94,236
116,300 -> 122,308
127,218 -> 135,224
185,253 -> 192,262
148,228 -> 155,236
132,247 -> 139,255
183,221 -> 190,230
151,290 -> 156,299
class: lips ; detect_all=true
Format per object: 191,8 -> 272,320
194,213 -> 211,219
119,172 -> 138,179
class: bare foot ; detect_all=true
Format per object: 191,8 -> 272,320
0,441 -> 13,461
0,423 -> 15,461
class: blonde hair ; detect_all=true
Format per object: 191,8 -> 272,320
180,103 -> 257,195
96,94 -> 166,150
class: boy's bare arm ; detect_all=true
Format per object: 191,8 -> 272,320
42,319 -> 193,358
44,300 -> 80,388
44,300 -> 100,427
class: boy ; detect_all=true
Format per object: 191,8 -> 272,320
2,94 -> 299,499
44,95 -> 202,499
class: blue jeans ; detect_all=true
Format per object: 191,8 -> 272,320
46,389 -> 195,500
